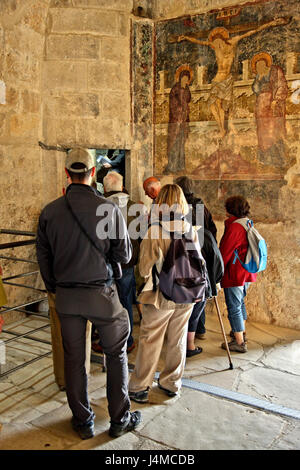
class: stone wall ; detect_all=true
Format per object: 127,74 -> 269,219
0,0 -> 298,330
0,0 -> 53,312
43,0 -> 132,151
0,0 -> 137,317
152,0 -> 258,19
130,17 -> 154,202
149,0 -> 300,330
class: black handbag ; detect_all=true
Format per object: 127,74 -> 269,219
64,194 -> 122,280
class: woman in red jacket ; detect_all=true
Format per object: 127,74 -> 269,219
219,196 -> 257,353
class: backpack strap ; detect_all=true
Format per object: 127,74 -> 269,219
232,218 -> 253,265
65,194 -> 107,260
152,264 -> 159,292
233,218 -> 253,230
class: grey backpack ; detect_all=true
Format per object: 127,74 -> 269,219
233,218 -> 267,273
152,228 -> 207,304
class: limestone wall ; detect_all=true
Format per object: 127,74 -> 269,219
0,0 -> 137,314
43,0 -> 132,151
0,0 -> 298,330
0,0 -> 52,311
152,0 -> 258,19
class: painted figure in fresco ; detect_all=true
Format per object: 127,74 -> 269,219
251,52 -> 288,154
164,66 -> 192,174
177,17 -> 290,138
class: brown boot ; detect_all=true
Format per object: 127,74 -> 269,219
222,339 -> 247,353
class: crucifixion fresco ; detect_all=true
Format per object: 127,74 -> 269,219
154,0 -> 299,198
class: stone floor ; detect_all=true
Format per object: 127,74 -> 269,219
0,304 -> 300,451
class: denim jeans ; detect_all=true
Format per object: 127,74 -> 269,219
224,283 -> 250,333
115,267 -> 136,347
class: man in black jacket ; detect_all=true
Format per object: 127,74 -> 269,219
175,176 -> 217,240
175,176 -> 221,354
36,148 -> 141,439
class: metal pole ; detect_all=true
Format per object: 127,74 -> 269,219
2,271 -> 39,281
214,296 -> 234,370
0,240 -> 36,250
0,229 -> 36,237
0,255 -> 38,264
0,352 -> 52,379
3,324 -> 50,344
2,328 -> 51,345
16,308 -> 49,318
2,281 -> 46,292
0,298 -> 48,314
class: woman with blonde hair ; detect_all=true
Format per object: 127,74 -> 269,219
129,184 -> 200,403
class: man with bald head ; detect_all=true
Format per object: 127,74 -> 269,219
143,176 -> 161,201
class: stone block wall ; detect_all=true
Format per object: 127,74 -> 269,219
0,1 -> 54,311
0,0 -> 139,316
152,0 -> 254,19
0,0 -> 298,330
43,0 -> 132,151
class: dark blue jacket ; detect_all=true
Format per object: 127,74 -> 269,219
36,183 -> 132,292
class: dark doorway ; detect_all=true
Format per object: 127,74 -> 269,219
94,149 -> 126,194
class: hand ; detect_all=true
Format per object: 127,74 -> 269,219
103,163 -> 112,168
177,35 -> 186,42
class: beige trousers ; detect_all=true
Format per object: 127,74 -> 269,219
47,293 -> 91,388
129,297 -> 193,394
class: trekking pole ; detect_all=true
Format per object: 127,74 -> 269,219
102,353 -> 107,373
213,296 -> 234,370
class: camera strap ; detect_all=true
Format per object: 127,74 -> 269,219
64,194 -> 107,261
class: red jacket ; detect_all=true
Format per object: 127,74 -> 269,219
219,216 -> 257,288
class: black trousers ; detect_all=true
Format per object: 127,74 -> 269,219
188,300 -> 206,333
57,283 -> 130,426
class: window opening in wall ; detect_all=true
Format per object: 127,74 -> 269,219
38,143 -> 128,196
92,149 -> 126,194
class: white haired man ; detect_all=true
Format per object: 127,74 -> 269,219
101,171 -> 141,353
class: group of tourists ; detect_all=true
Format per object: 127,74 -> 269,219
34,147 -> 258,440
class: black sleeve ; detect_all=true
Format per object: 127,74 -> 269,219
202,230 -> 224,296
109,151 -> 125,168
204,206 -> 217,240
36,212 -> 56,293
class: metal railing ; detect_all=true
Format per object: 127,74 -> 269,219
0,229 -> 51,378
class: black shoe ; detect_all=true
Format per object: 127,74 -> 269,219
129,388 -> 149,403
71,417 -> 95,440
186,346 -> 203,357
109,411 -> 142,438
157,380 -> 178,397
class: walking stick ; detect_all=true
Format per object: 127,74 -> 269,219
213,296 -> 233,370
102,354 -> 107,372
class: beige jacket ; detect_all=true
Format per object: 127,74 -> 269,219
138,218 -> 200,309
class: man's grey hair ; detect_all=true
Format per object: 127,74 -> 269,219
103,171 -> 123,192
